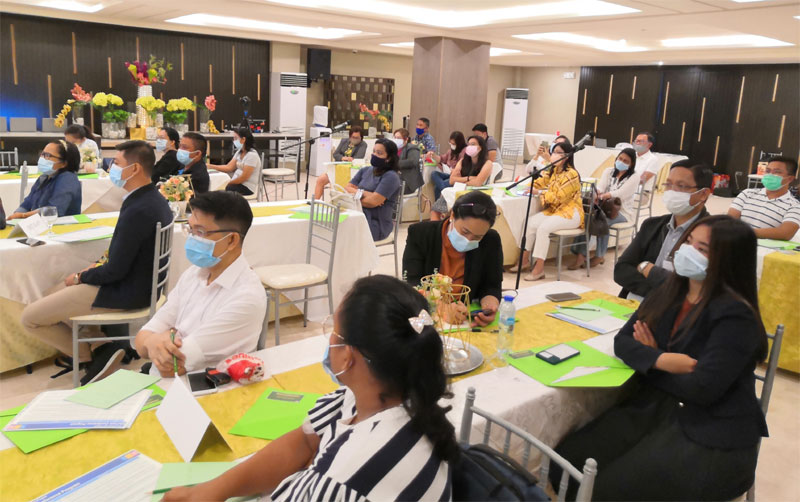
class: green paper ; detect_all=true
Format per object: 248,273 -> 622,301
229,388 -> 321,440
66,369 -> 160,409
0,384 -> 163,454
758,238 -> 800,250
73,214 -> 92,223
586,299 -> 635,320
505,341 -> 634,388
77,173 -> 100,179
288,212 -> 348,223
150,462 -> 239,501
552,305 -> 611,322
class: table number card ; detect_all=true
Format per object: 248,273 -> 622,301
15,214 -> 49,238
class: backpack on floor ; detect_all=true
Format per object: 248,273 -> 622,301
452,443 -> 550,501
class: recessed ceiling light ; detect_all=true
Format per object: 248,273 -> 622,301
166,14 -> 363,39
795,15 -> 800,19
730,0 -> 769,3
513,32 -> 647,52
9,0 -> 116,12
490,48 -> 523,56
265,0 -> 639,28
380,42 -> 415,48
661,35 -> 793,48
657,61 -> 664,65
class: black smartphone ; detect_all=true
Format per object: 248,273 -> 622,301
187,370 -> 217,395
536,344 -> 580,365
545,292 -> 582,302
17,238 -> 45,247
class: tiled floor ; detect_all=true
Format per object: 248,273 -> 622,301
2,177 -> 798,500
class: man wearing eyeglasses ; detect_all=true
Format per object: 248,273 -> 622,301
135,191 -> 266,378
614,160 -> 713,300
22,140 -> 173,384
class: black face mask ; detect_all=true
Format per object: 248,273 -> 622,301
371,154 -> 387,169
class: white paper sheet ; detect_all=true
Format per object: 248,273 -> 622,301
31,450 -> 161,502
3,389 -> 150,430
552,366 -> 610,384
49,225 -> 115,242
156,376 -> 213,462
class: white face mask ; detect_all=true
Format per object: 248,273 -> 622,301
663,190 -> 700,216
450,143 -> 456,151
673,243 -> 708,281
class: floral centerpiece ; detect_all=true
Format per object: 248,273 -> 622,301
159,176 -> 194,218
124,55 -> 172,87
80,149 -> 99,173
358,103 -> 392,134
69,83 -> 92,125
164,97 -> 196,134
135,96 -> 165,139
416,272 -> 474,368
92,92 -> 129,139
198,94 -> 216,133
54,101 -> 72,128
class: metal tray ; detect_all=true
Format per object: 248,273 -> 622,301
441,336 -> 484,376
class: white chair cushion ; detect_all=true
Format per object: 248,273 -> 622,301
552,228 -> 584,237
610,222 -> 636,230
256,264 -> 328,289
71,295 -> 165,322
375,232 -> 395,246
263,168 -> 295,177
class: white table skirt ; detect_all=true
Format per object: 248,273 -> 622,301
1,202 -> 378,322
0,173 -> 230,214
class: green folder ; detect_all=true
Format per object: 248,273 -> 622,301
0,384 -> 164,454
758,239 -> 800,251
505,341 -> 634,388
150,462 -> 251,501
73,214 -> 92,223
288,212 -> 348,223
229,388 -> 321,440
66,369 -> 160,409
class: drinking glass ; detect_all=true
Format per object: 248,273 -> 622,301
40,206 -> 58,236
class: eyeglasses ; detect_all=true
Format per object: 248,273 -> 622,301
181,223 -> 238,239
39,151 -> 63,161
660,182 -> 698,193
322,315 -> 372,364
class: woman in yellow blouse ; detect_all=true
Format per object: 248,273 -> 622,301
513,141 -> 584,281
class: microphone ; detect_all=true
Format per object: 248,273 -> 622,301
331,121 -> 350,132
572,130 -> 596,152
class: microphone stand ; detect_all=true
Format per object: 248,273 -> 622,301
280,129 -> 339,199
513,147 -> 583,290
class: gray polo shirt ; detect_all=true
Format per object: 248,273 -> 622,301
654,211 -> 704,270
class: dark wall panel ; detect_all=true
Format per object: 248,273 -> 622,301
0,14 -> 269,133
576,64 -> 799,192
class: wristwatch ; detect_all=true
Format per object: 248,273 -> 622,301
637,261 -> 650,274
74,272 -> 82,284
355,189 -> 364,200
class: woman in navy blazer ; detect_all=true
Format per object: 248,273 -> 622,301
551,215 -> 768,501
10,140 -> 82,219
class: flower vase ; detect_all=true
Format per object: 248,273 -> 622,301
156,113 -> 164,128
126,102 -> 137,128
136,85 -> 153,127
166,122 -> 189,135
72,105 -> 85,125
102,121 -> 125,139
169,200 -> 188,220
199,109 -> 210,133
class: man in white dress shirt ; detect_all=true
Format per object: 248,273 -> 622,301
135,191 -> 266,377
634,132 -> 662,194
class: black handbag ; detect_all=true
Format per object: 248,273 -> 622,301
589,202 -> 609,237
452,443 -> 550,501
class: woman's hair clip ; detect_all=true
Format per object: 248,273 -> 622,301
408,309 -> 433,334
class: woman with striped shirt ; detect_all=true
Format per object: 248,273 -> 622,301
164,275 -> 458,502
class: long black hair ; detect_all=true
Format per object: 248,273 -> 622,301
461,135 -> 489,178
452,190 -> 497,226
637,215 -> 767,360
339,275 -> 460,463
235,126 -> 255,155
612,147 -> 637,183
162,127 -> 180,149
65,124 -> 95,143
450,131 -> 467,158
373,138 -> 399,176
551,140 -> 576,173
50,139 -> 81,173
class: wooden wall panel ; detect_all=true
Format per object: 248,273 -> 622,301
0,14 -> 269,133
575,64 -> 799,192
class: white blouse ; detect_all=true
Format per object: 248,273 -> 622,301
597,166 -> 642,222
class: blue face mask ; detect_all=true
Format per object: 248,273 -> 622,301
109,163 -> 132,188
447,222 -> 479,253
184,233 -> 230,268
322,342 -> 348,385
673,243 -> 708,281
177,149 -> 195,166
38,157 -> 55,176
415,127 -> 425,136
233,139 -> 242,150
615,160 -> 629,172
155,139 -> 167,151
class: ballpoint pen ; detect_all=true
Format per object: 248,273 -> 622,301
557,305 -> 602,312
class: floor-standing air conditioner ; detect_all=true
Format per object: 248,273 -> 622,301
501,88 -> 529,179
270,72 -> 308,170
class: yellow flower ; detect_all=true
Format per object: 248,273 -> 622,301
108,94 -> 123,107
67,99 -> 75,104
92,92 -> 109,108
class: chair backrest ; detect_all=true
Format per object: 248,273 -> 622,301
305,198 -> 341,282
460,387 -> 597,502
0,147 -> 18,168
149,221 -> 174,317
19,162 -> 28,206
254,152 -> 265,201
580,180 -> 596,237
490,162 -> 503,184
388,181 -> 405,240
756,324 -> 784,416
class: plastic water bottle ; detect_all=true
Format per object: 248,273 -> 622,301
496,295 -> 516,356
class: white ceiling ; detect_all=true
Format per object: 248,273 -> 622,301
2,0 -> 799,66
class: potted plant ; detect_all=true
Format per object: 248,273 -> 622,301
159,176 -> 194,219
81,149 -> 99,173
198,95 -> 216,133
69,83 -> 92,125
134,96 -> 165,139
164,97 -> 196,134
92,92 -> 129,139
125,55 -> 172,127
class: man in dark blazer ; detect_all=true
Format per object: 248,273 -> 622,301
402,191 -> 503,327
614,160 -> 713,299
22,140 -> 173,384
394,128 -> 423,194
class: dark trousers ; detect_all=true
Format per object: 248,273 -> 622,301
550,386 -> 758,501
226,184 -> 254,196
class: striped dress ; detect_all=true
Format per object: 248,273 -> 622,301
271,388 -> 452,502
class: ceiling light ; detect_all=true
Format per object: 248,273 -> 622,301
730,0 -> 770,3
795,15 -> 800,20
657,61 -> 664,65
490,48 -> 523,56
19,0 -> 112,12
166,14 -> 362,39
380,42 -> 414,48
513,32 -> 647,52
661,35 -> 792,48
266,0 -> 639,28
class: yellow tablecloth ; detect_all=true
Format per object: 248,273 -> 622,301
759,251 -> 800,372
250,204 -> 307,218
0,216 -> 118,240
0,290 -> 633,501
